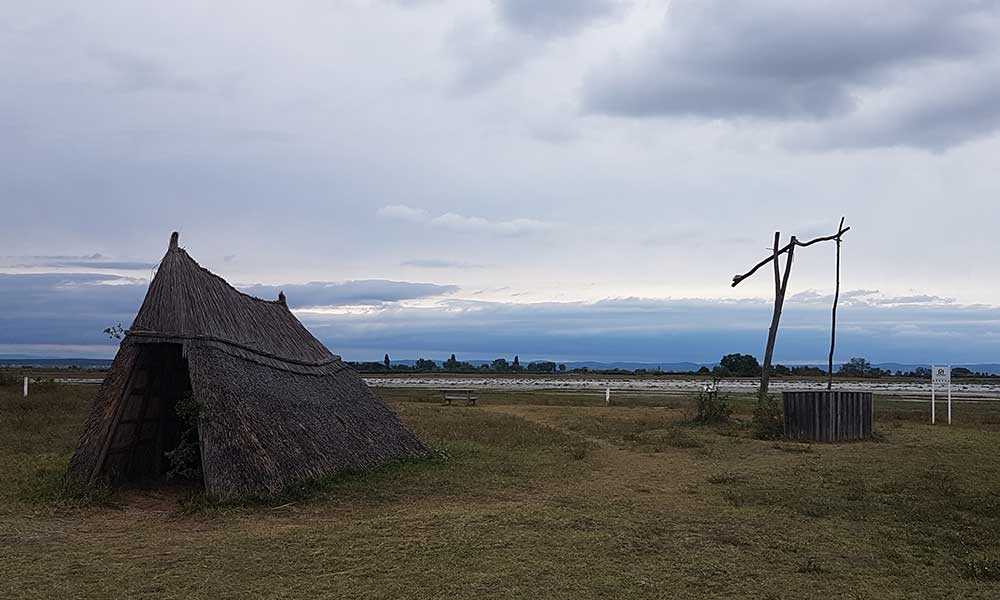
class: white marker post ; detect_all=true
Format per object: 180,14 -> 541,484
931,366 -> 951,425
605,387 -> 611,406
947,367 -> 952,425
931,368 -> 935,424
23,376 -> 28,398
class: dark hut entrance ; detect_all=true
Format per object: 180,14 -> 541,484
100,343 -> 202,485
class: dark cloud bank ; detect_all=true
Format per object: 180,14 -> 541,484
0,274 -> 455,350
4,272 -> 998,364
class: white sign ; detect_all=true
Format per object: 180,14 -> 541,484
931,365 -> 952,425
932,366 -> 951,386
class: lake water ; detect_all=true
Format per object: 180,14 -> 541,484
364,376 -> 1000,401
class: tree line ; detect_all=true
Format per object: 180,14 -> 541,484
711,354 -> 996,379
348,352 -> 1000,379
348,354 -> 569,374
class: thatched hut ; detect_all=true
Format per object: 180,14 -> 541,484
67,232 -> 428,499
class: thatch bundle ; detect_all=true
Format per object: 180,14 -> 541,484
66,232 -> 428,499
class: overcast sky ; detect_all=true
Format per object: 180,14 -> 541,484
4,1 -> 1000,364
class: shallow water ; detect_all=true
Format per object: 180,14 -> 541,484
364,376 -> 1000,401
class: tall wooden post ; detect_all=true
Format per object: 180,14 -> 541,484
827,217 -> 845,391
760,233 -> 779,397
760,235 -> 795,398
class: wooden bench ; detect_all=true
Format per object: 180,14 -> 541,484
441,389 -> 478,406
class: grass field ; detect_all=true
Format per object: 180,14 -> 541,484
3,383 -> 1000,599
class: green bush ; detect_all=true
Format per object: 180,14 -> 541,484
165,392 -> 203,481
0,370 -> 21,386
693,383 -> 731,424
752,394 -> 784,440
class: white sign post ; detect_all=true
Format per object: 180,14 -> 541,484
931,366 -> 951,425
23,376 -> 28,398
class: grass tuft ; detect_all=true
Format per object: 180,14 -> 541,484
961,556 -> 1000,581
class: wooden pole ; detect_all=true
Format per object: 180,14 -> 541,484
760,233 -> 780,397
828,217 -> 845,391
760,234 -> 795,398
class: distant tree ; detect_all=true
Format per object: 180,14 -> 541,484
527,361 -> 557,373
771,364 -> 791,376
953,367 -> 974,378
791,365 -> 825,377
384,353 -> 391,370
443,354 -> 460,370
719,353 -> 761,377
512,355 -> 521,370
414,358 -> 437,371
558,364 -> 567,372
492,358 -> 510,372
697,366 -> 711,375
839,357 -> 872,377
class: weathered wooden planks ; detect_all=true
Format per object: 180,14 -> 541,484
783,391 -> 873,443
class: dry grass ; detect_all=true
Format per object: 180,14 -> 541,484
3,382 -> 1000,598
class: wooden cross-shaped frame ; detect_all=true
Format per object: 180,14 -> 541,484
732,218 -> 850,396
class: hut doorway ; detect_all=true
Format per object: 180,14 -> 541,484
101,343 -> 203,486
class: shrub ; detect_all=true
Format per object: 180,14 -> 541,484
165,392 -> 203,481
0,369 -> 21,386
693,379 -> 731,424
752,394 -> 784,440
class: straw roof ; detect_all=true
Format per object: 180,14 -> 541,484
67,232 -> 428,499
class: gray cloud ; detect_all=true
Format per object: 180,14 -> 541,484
1,254 -> 158,271
377,204 -> 555,236
386,0 -> 442,7
0,273 -> 148,348
401,259 -> 489,270
790,64 -> 1000,151
498,0 -> 620,37
446,0 -> 620,93
584,0 -> 1000,147
788,289 -> 953,307
0,273 -> 457,349
52,260 -> 157,270
445,18 -> 534,93
237,280 -> 458,308
91,48 -> 201,93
